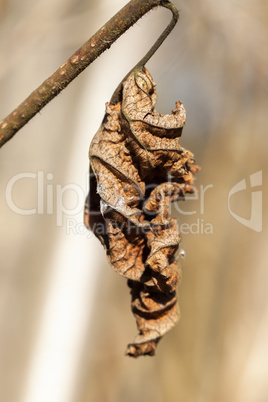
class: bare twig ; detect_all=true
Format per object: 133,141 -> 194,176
0,0 -> 178,148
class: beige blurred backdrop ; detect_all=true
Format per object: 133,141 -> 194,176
0,1 -> 267,402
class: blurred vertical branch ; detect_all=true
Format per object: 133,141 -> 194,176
0,0 -> 175,148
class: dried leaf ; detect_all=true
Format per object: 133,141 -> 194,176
85,67 -> 200,357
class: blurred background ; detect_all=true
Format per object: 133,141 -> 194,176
0,0 -> 267,401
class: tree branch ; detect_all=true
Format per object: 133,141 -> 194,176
0,0 -> 177,148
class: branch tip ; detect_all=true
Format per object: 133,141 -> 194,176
0,0 -> 179,149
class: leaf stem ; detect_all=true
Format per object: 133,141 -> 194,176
111,1 -> 179,104
0,0 -> 178,148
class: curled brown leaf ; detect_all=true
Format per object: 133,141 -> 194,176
85,67 -> 200,357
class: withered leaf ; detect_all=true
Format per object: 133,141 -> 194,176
85,67 -> 200,357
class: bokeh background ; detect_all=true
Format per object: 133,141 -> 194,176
0,0 -> 267,401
